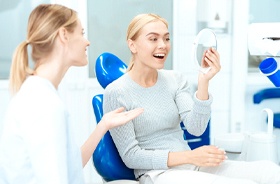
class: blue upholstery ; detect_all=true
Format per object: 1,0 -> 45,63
92,52 -> 135,182
92,95 -> 135,182
92,52 -> 210,181
253,88 -> 280,128
180,122 -> 210,149
95,52 -> 127,89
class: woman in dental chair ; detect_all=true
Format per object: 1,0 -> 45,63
103,13 -> 280,184
0,4 -> 143,184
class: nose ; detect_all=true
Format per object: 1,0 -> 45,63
158,38 -> 166,49
87,39 -> 90,46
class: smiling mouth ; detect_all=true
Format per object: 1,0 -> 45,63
153,53 -> 165,59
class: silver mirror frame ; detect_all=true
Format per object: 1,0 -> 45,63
192,28 -> 217,74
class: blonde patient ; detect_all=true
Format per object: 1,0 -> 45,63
103,13 -> 280,184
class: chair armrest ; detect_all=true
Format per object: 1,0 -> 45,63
253,88 -> 280,104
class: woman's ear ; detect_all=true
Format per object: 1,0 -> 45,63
57,27 -> 68,43
127,39 -> 136,53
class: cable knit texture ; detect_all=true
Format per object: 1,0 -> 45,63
103,69 -> 212,179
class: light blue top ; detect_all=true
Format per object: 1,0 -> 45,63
0,76 -> 84,184
103,69 -> 212,179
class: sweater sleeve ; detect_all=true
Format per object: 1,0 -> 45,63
103,82 -> 169,170
173,71 -> 212,136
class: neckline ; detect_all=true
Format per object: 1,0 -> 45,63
126,70 -> 162,89
27,75 -> 57,91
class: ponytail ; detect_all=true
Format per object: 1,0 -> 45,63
9,41 -> 34,95
9,4 -> 78,95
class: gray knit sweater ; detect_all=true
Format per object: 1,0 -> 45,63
103,69 -> 212,179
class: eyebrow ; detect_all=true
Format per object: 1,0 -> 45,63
146,32 -> 170,37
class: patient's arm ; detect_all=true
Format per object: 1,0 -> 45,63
167,145 -> 226,167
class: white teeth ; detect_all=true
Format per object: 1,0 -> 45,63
154,54 -> 165,57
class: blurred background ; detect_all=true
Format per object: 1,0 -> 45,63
0,0 -> 280,183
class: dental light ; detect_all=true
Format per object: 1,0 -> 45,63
248,23 -> 280,87
248,23 -> 280,57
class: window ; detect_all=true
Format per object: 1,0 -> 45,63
87,0 -> 173,77
0,0 -> 50,79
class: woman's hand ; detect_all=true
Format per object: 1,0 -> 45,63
167,145 -> 226,167
101,107 -> 144,130
81,107 -> 143,167
196,47 -> 221,100
200,47 -> 221,81
189,145 -> 226,167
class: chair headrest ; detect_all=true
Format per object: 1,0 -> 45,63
95,52 -> 127,89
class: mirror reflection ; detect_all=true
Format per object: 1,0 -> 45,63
193,28 -> 217,73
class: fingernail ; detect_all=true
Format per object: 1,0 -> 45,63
218,148 -> 225,152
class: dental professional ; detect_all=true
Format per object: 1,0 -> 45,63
0,4 -> 143,184
103,13 -> 280,184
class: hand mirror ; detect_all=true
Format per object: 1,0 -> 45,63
192,28 -> 217,73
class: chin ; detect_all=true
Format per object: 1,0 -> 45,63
156,62 -> 165,69
75,60 -> 88,67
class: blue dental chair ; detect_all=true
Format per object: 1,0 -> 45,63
92,52 -> 210,182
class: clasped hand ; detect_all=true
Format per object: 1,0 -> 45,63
190,145 -> 227,167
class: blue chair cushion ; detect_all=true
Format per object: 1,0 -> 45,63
180,122 -> 210,149
92,95 -> 136,182
95,52 -> 127,89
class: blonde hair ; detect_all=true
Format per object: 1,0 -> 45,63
9,4 -> 78,95
126,13 -> 168,71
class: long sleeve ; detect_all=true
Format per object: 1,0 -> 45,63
172,71 -> 212,136
103,70 -> 212,178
